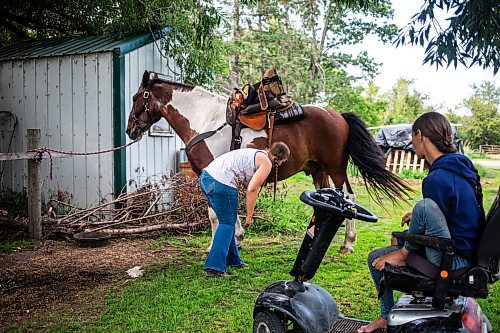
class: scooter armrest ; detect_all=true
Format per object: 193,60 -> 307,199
392,232 -> 455,251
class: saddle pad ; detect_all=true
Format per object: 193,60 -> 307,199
274,102 -> 304,123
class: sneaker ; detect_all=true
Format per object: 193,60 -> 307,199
204,269 -> 229,278
235,263 -> 249,268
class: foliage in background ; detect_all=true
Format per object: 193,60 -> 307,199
2,0 -> 499,87
398,168 -> 427,180
461,82 -> 500,148
0,188 -> 28,218
222,0 -> 398,117
328,83 -> 386,126
381,77 -> 435,124
395,0 -> 500,74
446,81 -> 500,149
0,0 -> 226,85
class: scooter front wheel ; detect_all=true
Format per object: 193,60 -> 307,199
253,311 -> 286,333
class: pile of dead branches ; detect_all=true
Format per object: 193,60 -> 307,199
49,173 -> 209,236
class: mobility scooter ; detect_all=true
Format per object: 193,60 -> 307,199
252,188 -> 499,333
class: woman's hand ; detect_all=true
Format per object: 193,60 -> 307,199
243,215 -> 252,227
401,212 -> 412,226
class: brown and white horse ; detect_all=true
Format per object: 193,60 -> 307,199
126,71 -> 411,253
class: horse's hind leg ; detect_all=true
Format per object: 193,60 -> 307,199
339,179 -> 356,254
330,172 -> 356,254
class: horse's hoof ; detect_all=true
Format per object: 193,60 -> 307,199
339,244 -> 354,254
235,234 -> 245,244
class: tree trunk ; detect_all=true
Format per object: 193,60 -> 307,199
230,0 -> 242,88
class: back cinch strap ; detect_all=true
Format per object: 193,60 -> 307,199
185,122 -> 227,153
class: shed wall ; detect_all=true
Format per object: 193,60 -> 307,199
0,53 -> 114,207
0,40 -> 183,208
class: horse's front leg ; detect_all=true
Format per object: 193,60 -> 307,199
339,183 -> 357,254
206,207 -> 218,254
234,215 -> 245,247
205,207 -> 246,255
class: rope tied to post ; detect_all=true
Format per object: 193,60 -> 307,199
32,147 -> 53,179
26,138 -> 142,180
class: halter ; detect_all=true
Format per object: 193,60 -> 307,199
131,91 -> 150,125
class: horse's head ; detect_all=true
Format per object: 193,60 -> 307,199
126,71 -> 164,140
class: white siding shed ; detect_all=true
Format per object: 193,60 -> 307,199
0,31 -> 183,207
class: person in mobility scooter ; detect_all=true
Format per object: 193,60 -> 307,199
360,112 -> 487,333
252,187 -> 499,333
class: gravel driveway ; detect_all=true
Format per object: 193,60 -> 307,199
474,159 -> 500,169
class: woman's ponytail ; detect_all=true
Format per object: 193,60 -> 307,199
474,168 -> 486,233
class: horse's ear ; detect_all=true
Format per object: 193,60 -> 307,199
142,70 -> 150,87
151,72 -> 158,80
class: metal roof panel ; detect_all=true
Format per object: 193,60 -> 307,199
0,29 -> 170,61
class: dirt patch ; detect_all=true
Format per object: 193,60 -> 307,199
0,238 -> 180,331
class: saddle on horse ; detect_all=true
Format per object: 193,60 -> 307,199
227,68 -> 304,150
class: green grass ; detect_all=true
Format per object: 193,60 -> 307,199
4,169 -> 500,333
466,151 -> 492,160
0,237 -> 32,253
397,168 -> 427,180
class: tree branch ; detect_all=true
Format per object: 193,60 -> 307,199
0,19 -> 32,40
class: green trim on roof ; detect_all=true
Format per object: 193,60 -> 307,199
0,28 -> 170,61
113,54 -> 126,198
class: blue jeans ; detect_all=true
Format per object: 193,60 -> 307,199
368,198 -> 471,319
199,171 -> 244,273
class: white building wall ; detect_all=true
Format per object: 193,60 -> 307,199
0,53 -> 114,207
0,40 -> 182,208
124,42 -> 183,192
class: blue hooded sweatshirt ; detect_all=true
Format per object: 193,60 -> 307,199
423,153 -> 481,263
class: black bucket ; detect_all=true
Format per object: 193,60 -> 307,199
74,231 -> 111,248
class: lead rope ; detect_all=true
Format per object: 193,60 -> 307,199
27,138 -> 142,180
273,160 -> 278,201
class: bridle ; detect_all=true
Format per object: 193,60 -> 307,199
131,91 -> 150,125
130,90 -> 159,134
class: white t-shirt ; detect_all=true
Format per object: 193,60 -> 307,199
204,148 -> 267,188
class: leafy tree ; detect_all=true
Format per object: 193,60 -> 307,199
395,0 -> 500,74
382,78 -> 434,124
460,82 -> 500,148
327,83 -> 386,126
0,0 -> 226,85
222,0 -> 397,106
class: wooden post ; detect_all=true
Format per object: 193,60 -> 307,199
27,129 -> 42,240
392,150 -> 399,173
398,150 -> 406,173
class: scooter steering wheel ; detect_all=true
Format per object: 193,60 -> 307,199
300,188 -> 378,223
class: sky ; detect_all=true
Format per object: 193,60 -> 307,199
344,1 -> 499,113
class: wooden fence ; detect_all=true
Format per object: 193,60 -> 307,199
385,149 -> 428,174
479,145 -> 500,155
1,128 -> 137,240
0,129 -> 70,239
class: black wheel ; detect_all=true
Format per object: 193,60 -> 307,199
253,311 -> 286,333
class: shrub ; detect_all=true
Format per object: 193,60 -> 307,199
398,168 -> 427,180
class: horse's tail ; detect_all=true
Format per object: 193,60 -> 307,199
341,112 -> 414,204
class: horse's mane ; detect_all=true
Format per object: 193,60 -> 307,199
150,75 -> 227,104
191,86 -> 227,104
150,77 -> 194,89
